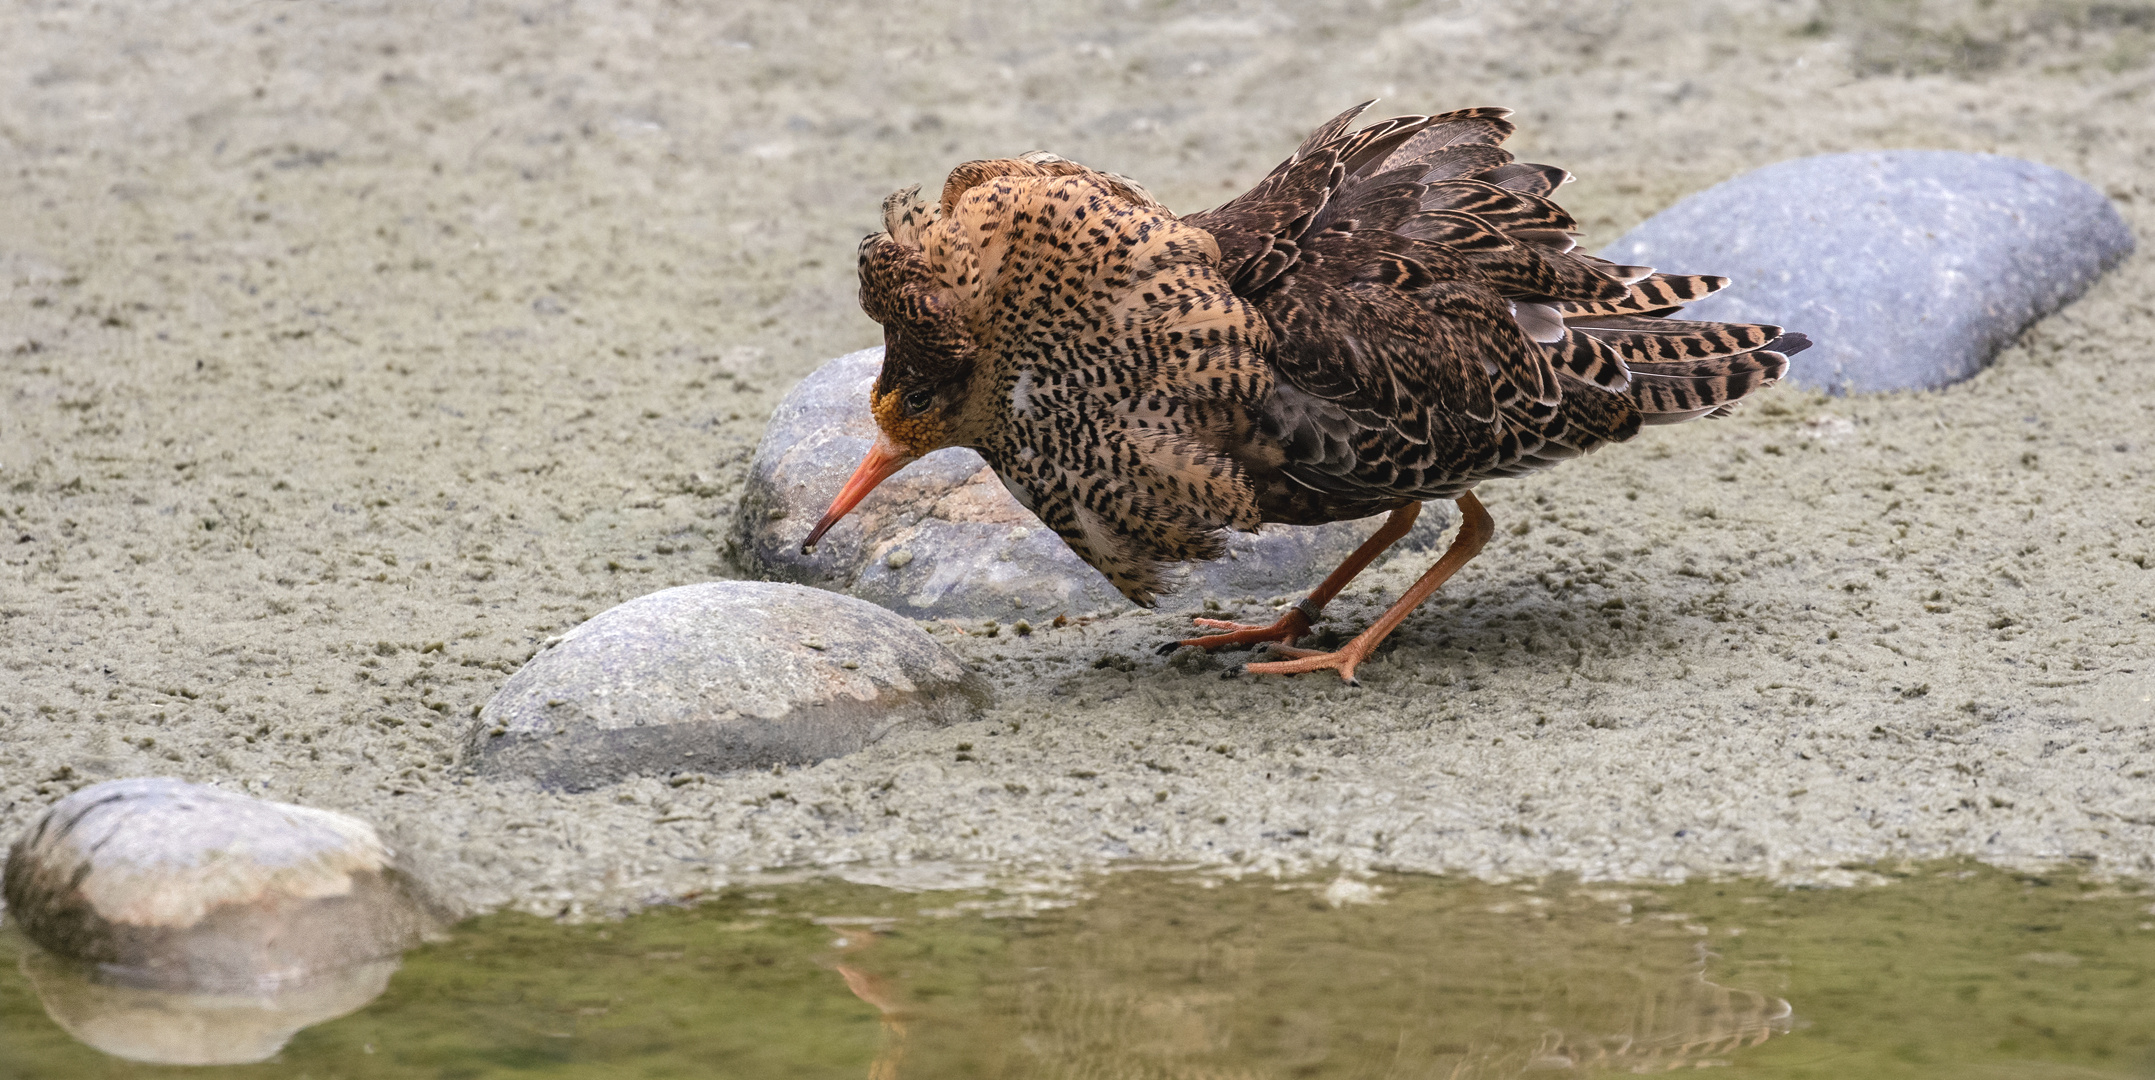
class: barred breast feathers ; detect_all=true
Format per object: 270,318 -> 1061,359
861,158 -> 1276,605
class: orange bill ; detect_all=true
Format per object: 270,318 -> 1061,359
801,434 -> 916,553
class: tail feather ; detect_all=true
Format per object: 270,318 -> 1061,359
1292,101 -> 1377,161
1544,329 -> 1633,391
1571,254 -> 1654,284
1415,145 -> 1517,182
1334,116 -> 1446,175
1397,211 -> 1629,302
1379,108 -> 1518,173
1503,227 -> 1582,252
1420,180 -> 1578,233
1572,318 -> 1786,362
1626,350 -> 1791,423
1476,162 -> 1569,195
1558,273 -> 1729,317
1766,331 -> 1814,357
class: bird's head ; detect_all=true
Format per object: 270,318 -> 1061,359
802,188 -> 980,553
801,158 -> 1191,558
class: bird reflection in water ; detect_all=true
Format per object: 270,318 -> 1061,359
823,920 -> 908,1080
821,887 -> 1793,1078
7,876 -> 1795,1075
1520,967 -> 1793,1074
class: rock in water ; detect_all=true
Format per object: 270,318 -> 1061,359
1603,151 -> 2133,394
467,581 -> 989,790
737,348 -> 1450,618
3,778 -> 436,1012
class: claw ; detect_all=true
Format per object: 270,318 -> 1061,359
1242,642 -> 1375,685
1154,639 -> 1183,656
1165,608 -> 1312,655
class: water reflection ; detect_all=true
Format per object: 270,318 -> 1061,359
5,865 -> 2151,1077
1520,973 -> 1791,1073
825,876 -> 1793,1078
830,931 -> 908,1080
15,941 -> 396,1065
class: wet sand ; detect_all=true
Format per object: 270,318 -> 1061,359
2,0 -> 2150,917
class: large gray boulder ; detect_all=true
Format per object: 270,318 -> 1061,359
467,581 -> 990,790
3,778 -> 436,1007
737,348 -> 1450,618
1603,150 -> 2133,394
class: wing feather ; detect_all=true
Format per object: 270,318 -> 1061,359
1182,104 -> 1799,511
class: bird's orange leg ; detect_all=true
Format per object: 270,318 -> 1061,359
1244,492 -> 1494,686
1166,502 -> 1423,655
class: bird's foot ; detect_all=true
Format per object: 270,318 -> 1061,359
1240,639 -> 1376,687
1159,608 -> 1312,655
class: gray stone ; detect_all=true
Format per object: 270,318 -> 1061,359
1602,151 -> 2133,394
3,779 -> 438,997
467,581 -> 989,790
737,347 -> 1451,618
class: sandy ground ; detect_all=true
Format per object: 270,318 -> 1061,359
2,0 -> 2151,917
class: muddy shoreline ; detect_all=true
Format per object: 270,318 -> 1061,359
2,0 -> 2150,917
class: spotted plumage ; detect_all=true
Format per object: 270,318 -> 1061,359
808,104 -> 1811,682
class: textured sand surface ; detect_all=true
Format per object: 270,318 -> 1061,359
2,0 -> 2150,916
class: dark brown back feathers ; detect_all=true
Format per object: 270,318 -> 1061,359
1185,103 -> 1806,519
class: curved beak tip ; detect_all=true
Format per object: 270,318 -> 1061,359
800,436 -> 914,559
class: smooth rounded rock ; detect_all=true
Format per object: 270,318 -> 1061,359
736,347 -> 1451,618
466,581 -> 991,790
1602,150 -> 2133,394
3,778 -> 438,995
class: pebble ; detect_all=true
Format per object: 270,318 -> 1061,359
3,777 -> 436,1063
467,581 -> 990,790
1602,150 -> 2133,394
737,347 -> 1452,618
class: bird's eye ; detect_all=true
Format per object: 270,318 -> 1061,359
903,389 -> 936,415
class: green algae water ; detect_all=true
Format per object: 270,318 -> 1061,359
3,863 -> 2153,1078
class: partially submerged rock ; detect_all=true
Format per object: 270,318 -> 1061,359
467,581 -> 990,790
3,778 -> 437,1000
1603,150 -> 2133,394
737,348 -> 1451,619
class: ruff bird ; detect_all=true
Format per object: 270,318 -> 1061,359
804,103 -> 1809,684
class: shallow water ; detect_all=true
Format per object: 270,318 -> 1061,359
4,863 -> 2152,1078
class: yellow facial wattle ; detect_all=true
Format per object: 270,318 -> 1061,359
869,387 -> 947,458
